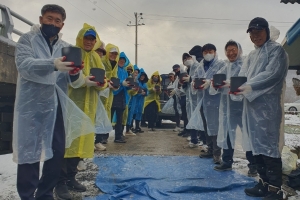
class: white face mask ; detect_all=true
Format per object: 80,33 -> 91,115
184,59 -> 194,67
204,53 -> 215,62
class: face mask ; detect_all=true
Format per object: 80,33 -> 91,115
184,59 -> 194,67
204,53 -> 215,62
175,71 -> 180,76
41,24 -> 60,38
153,77 -> 158,82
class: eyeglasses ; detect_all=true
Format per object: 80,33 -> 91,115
226,48 -> 238,53
249,29 -> 264,36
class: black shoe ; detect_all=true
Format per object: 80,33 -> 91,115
263,185 -> 283,200
213,156 -> 221,164
244,179 -> 268,197
214,163 -> 232,171
54,183 -> 72,200
133,128 -> 144,133
114,138 -> 126,143
182,132 -> 190,138
178,130 -> 186,136
248,165 -> 258,177
67,178 -> 86,192
199,151 -> 213,158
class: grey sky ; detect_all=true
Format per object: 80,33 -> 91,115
1,0 -> 300,75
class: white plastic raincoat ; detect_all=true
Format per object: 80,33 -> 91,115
209,42 -> 244,149
237,40 -> 288,158
186,56 -> 226,135
13,25 -> 94,164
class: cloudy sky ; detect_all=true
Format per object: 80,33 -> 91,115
1,0 -> 300,75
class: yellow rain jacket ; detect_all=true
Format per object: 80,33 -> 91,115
144,71 -> 162,112
101,43 -> 120,120
65,23 -> 107,158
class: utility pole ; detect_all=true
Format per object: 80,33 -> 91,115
127,12 -> 145,65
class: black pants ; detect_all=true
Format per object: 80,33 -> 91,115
222,133 -> 255,167
17,102 -> 65,200
254,154 -> 282,187
173,96 -> 180,127
199,106 -> 207,144
179,96 -> 188,129
58,157 -> 81,183
144,101 -> 158,128
190,129 -> 198,144
111,107 -> 125,140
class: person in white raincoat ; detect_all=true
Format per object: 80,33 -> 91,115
173,64 -> 189,136
187,44 -> 226,164
166,71 -> 181,131
13,4 -> 93,200
180,53 -> 199,138
209,40 -> 257,177
236,18 -> 288,200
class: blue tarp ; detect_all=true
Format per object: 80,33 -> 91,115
86,156 -> 257,200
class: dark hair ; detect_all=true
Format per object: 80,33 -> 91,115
202,43 -> 216,52
41,4 -> 66,21
225,40 -> 238,50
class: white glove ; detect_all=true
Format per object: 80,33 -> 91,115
54,57 -> 73,72
182,75 -> 190,83
220,80 -> 231,88
170,90 -> 176,96
235,85 -> 252,95
122,80 -> 130,87
85,76 -> 98,87
201,79 -> 211,90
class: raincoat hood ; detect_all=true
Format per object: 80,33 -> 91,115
224,40 -> 243,63
138,68 -> 149,83
104,43 -> 120,63
76,23 -> 101,51
150,71 -> 162,83
119,52 -> 130,67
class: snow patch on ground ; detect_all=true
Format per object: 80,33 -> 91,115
0,154 -> 18,200
285,133 -> 300,150
285,114 -> 300,126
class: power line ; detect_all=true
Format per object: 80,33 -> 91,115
89,0 -> 127,25
65,0 -> 134,45
104,0 -> 134,21
144,18 -> 290,27
144,13 -> 294,24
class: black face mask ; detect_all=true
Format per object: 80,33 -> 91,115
41,24 -> 60,38
175,71 -> 180,76
152,78 -> 158,82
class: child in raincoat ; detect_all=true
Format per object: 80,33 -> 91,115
144,71 -> 162,131
55,23 -> 107,198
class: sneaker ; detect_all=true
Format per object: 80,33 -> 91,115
199,151 -> 213,158
188,142 -> 198,148
244,179 -> 268,197
173,127 -> 181,132
67,178 -> 86,192
77,160 -> 87,171
263,185 -> 283,200
148,128 -> 155,132
94,143 -> 107,151
247,165 -> 258,177
186,136 -> 191,141
198,141 -> 204,146
213,156 -> 221,164
125,130 -> 136,136
214,163 -> 232,171
114,138 -> 126,143
54,182 -> 72,200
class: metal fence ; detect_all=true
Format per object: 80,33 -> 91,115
0,4 -> 34,40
